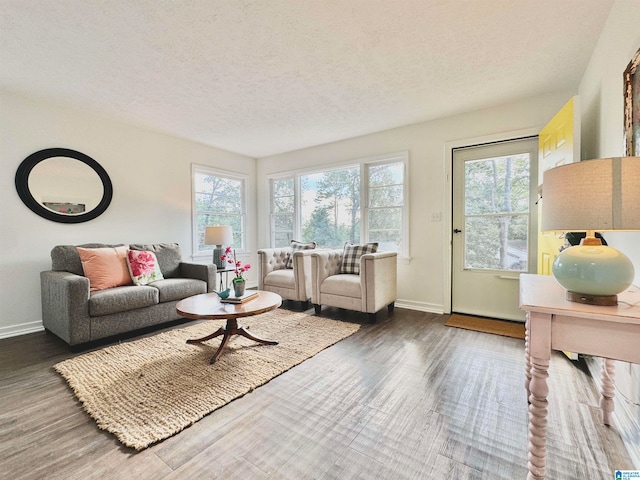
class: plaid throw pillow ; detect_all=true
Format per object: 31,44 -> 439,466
340,242 -> 378,275
285,240 -> 316,269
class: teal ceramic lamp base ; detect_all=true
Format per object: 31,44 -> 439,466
552,240 -> 634,306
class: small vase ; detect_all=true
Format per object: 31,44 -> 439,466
233,280 -> 246,297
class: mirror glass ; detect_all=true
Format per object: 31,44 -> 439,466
15,148 -> 113,223
28,157 -> 104,215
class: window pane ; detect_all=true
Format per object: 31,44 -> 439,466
274,231 -> 293,247
301,167 -> 360,248
369,207 -> 402,230
274,214 -> 293,230
273,178 -> 294,197
369,185 -> 403,208
464,215 -> 528,271
464,154 -> 530,215
194,168 -> 245,254
273,196 -> 294,213
368,230 -> 401,252
369,162 -> 403,187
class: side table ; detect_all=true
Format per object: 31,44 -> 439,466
519,274 -> 640,480
216,267 -> 235,291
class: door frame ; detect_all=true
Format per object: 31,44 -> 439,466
442,127 -> 541,314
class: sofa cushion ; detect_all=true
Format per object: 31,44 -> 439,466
89,285 -> 159,317
151,278 -> 207,303
52,243 -> 124,276
286,240 -> 316,269
340,242 -> 378,275
130,243 -> 182,278
264,269 -> 295,289
77,245 -> 132,291
126,250 -> 164,286
321,274 -> 361,298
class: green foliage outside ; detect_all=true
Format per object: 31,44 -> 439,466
463,154 -> 530,271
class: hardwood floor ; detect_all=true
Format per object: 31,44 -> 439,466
0,305 -> 635,479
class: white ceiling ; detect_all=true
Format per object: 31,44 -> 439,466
1,0 -> 613,158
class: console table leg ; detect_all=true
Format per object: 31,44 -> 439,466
600,358 -> 615,426
525,312 -> 531,400
527,355 -> 549,480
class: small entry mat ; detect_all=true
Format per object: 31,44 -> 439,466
445,314 -> 525,339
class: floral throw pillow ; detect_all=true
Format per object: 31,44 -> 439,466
285,240 -> 316,269
340,242 -> 378,275
126,250 -> 164,286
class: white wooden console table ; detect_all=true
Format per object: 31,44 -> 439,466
519,274 -> 640,480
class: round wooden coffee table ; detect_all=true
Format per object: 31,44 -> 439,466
176,290 -> 282,364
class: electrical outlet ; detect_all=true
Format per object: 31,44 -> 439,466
431,211 -> 441,222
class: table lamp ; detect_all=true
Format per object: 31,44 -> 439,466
205,226 -> 233,269
541,157 -> 640,305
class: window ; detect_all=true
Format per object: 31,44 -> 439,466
271,177 -> 295,246
269,152 -> 408,256
192,165 -> 247,256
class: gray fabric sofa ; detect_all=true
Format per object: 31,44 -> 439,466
41,243 -> 216,346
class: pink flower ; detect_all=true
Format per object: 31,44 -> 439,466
129,251 -> 155,277
222,248 -> 250,282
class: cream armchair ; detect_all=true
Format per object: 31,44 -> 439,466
310,249 -> 397,322
257,247 -> 315,308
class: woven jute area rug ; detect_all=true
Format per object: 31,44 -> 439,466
445,313 -> 525,339
54,310 -> 360,450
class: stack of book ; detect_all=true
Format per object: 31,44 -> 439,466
220,291 -> 259,304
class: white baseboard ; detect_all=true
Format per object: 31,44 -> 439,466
394,299 -> 444,314
585,356 -> 640,468
0,321 -> 44,339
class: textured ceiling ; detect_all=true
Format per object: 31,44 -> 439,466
1,0 -> 613,158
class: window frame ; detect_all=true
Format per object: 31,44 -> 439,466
267,152 -> 409,258
191,164 -> 248,260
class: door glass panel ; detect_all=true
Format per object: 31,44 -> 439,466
464,154 -> 530,271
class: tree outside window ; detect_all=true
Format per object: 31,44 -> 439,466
193,166 -> 246,255
270,153 -> 408,255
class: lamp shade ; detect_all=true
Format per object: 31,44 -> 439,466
540,157 -> 639,305
204,226 -> 233,246
541,157 -> 640,232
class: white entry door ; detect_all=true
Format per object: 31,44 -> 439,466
452,137 -> 539,321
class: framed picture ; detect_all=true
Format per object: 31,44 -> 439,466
624,47 -> 640,156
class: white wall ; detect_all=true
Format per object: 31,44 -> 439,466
257,90 -> 573,312
578,0 -> 640,467
0,91 -> 257,338
579,0 -> 640,283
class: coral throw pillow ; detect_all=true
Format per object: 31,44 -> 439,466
77,246 -> 132,291
126,250 -> 164,286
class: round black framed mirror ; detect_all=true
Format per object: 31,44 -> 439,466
15,148 -> 113,223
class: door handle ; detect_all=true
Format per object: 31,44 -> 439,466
453,229 -> 462,233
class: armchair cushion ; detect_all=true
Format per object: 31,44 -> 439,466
321,274 -> 361,298
340,242 -> 378,274
264,269 -> 296,289
285,240 -> 316,269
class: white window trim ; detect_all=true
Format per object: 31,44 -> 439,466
266,151 -> 410,261
191,163 -> 248,261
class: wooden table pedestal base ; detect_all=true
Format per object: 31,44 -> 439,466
186,318 -> 278,364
